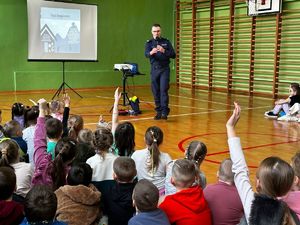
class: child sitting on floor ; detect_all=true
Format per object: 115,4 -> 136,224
0,138 -> 33,199
129,179 -> 170,225
86,127 -> 118,181
131,126 -> 172,195
165,140 -> 207,195
55,163 -> 101,225
3,120 -> 28,161
159,159 -> 212,225
0,167 -> 24,225
227,102 -> 299,224
265,82 -> 300,118
93,156 -> 137,225
20,185 -> 66,225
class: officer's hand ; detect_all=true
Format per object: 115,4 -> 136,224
150,48 -> 158,55
157,45 -> 165,53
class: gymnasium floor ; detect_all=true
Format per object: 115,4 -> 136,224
1,85 -> 299,185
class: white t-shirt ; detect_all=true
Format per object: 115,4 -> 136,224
23,125 -> 36,166
86,152 -> 118,181
11,162 -> 34,198
131,148 -> 172,191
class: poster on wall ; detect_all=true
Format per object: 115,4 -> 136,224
248,0 -> 282,16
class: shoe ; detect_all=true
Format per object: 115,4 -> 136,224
154,114 -> 161,120
161,114 -> 168,120
264,111 -> 278,118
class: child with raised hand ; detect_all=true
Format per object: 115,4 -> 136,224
86,127 -> 118,181
20,185 -> 67,225
0,167 -> 24,225
159,159 -> 212,225
32,98 -> 77,191
265,83 -> 300,118
111,87 -> 136,156
55,163 -> 101,225
131,126 -> 172,195
165,140 -> 207,195
227,102 -> 299,224
129,179 -> 170,225
0,138 -> 33,199
49,99 -> 65,121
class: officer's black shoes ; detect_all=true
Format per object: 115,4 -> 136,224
161,114 -> 168,120
154,114 -> 162,120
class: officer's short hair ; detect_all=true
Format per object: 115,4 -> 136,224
152,23 -> 161,28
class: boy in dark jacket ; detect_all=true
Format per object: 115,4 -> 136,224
93,156 -> 137,225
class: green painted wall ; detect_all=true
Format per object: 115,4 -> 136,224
0,0 -> 176,91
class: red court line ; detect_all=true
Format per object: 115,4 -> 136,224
178,132 -> 300,168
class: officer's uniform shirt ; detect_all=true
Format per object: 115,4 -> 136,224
145,37 -> 176,67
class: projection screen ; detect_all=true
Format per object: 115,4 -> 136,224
27,0 -> 98,61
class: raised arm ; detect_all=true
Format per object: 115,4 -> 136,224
62,93 -> 70,137
111,87 -> 121,133
32,98 -> 50,185
226,102 -> 254,223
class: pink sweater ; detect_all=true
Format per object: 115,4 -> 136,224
281,191 -> 300,220
32,117 -> 53,186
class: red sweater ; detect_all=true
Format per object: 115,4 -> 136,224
0,200 -> 24,225
159,186 -> 212,225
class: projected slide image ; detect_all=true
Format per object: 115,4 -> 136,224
40,7 -> 80,53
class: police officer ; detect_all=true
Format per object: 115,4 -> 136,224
145,24 -> 176,120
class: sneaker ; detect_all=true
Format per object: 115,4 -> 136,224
264,111 -> 278,118
161,114 -> 168,120
154,114 -> 161,120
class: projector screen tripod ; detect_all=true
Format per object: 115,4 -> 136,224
52,61 -> 83,100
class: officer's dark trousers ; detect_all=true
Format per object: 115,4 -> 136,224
151,65 -> 170,115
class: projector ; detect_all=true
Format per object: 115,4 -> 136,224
114,64 -> 133,71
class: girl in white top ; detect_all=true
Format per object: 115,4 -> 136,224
0,138 -> 33,198
86,127 -> 118,181
131,126 -> 172,195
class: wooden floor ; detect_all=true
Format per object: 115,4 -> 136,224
1,86 -> 300,185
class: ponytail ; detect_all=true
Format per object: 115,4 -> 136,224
68,115 -> 84,140
50,137 -> 77,190
68,125 -> 77,140
0,138 -> 19,170
145,126 -> 163,175
92,128 -> 113,159
51,153 -> 65,191
185,141 -> 207,167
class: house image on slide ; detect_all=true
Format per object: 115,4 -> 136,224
40,24 -> 55,53
40,22 -> 80,54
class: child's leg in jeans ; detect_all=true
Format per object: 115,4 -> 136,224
272,104 -> 283,115
282,103 -> 290,115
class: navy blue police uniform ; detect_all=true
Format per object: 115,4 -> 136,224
145,37 -> 176,119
